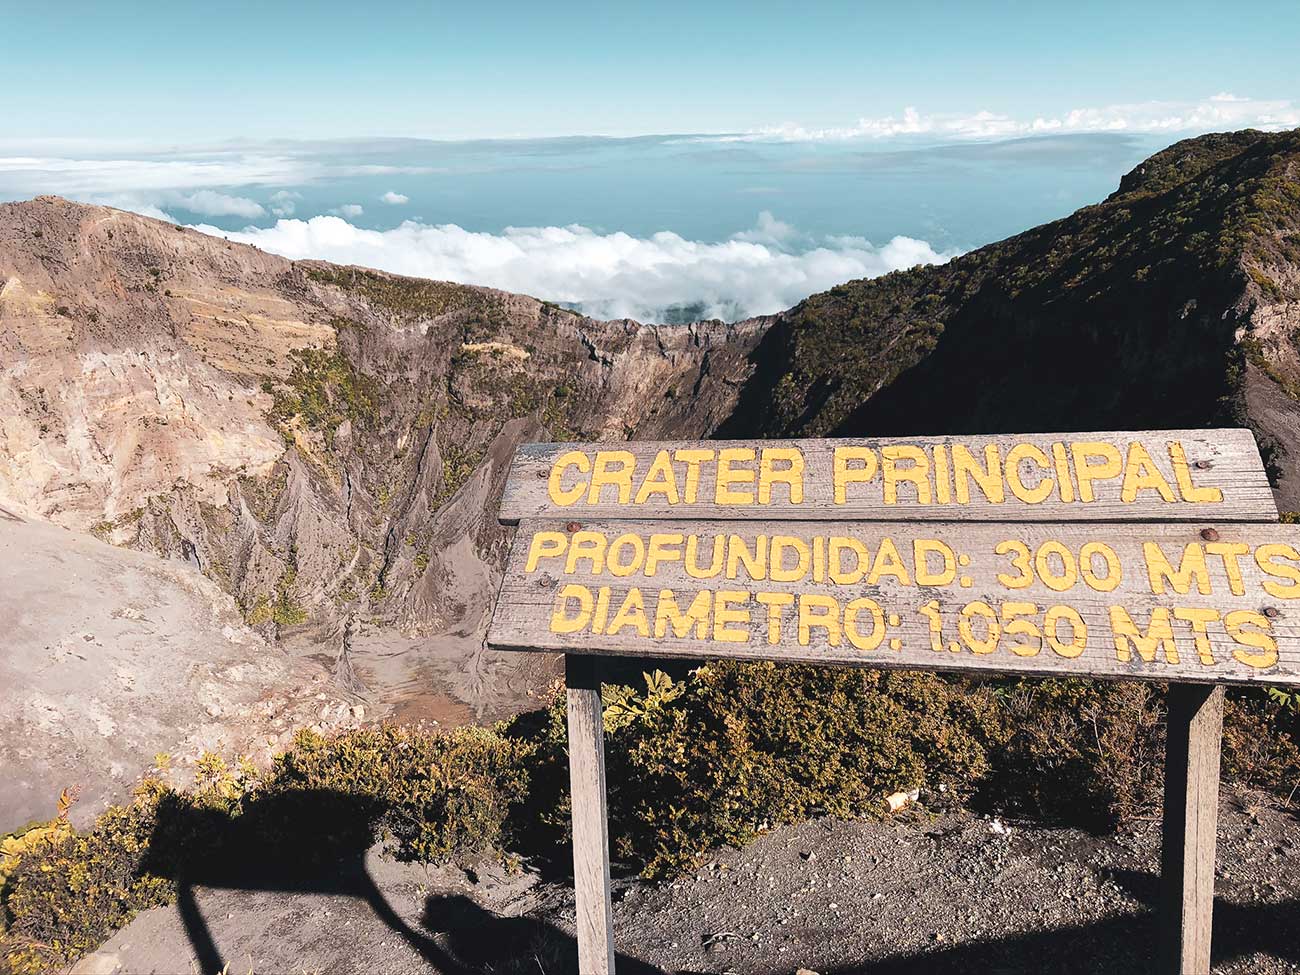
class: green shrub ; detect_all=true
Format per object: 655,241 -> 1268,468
988,678 -> 1167,825
267,724 -> 533,864
2,786 -> 172,974
588,663 -> 1006,877
0,729 -> 532,973
1223,689 -> 1300,794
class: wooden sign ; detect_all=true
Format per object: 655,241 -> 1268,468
499,429 -> 1277,524
485,428 -> 1281,975
489,519 -> 1300,685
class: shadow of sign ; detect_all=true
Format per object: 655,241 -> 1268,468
141,789 -> 664,975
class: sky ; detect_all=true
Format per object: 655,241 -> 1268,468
2,0 -> 1298,321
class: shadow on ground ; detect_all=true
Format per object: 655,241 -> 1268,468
144,793 -> 1300,975
144,787 -> 663,975
824,871 -> 1300,975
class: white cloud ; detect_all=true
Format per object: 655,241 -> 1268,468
731,210 -> 798,246
335,203 -> 364,217
380,190 -> 409,204
269,189 -> 300,217
167,189 -> 265,217
189,213 -> 958,323
0,153 -> 306,195
733,94 -> 1300,142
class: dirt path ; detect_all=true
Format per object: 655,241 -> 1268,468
71,788 -> 1299,975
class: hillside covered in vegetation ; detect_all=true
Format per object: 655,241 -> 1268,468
722,130 -> 1300,504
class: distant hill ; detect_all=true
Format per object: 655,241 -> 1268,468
720,128 -> 1300,506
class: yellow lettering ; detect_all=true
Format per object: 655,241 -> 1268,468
633,450 -> 681,505
725,534 -> 768,581
952,443 -> 1004,504
715,447 -> 756,505
1169,441 -> 1223,503
1051,442 -> 1077,503
844,597 -> 886,651
592,586 -> 611,633
674,449 -> 714,504
770,536 -> 811,583
713,590 -> 750,643
547,451 -> 589,506
1256,543 -> 1300,599
685,534 -> 724,578
1004,443 -> 1054,504
755,591 -> 794,644
914,539 -> 956,586
1121,442 -> 1176,503
833,446 -> 878,504
933,444 -> 952,504
758,448 -> 805,504
1225,609 -> 1278,669
606,533 -> 646,577
882,445 -> 932,504
607,587 -> 649,637
1110,606 -> 1179,664
1174,607 -> 1220,666
798,593 -> 841,647
644,533 -> 684,576
525,531 -> 567,571
654,588 -> 712,639
828,536 -> 870,584
1144,542 -> 1211,595
868,537 -> 911,585
549,584 -> 594,634
1071,441 -> 1122,503
587,450 -> 635,505
1205,541 -> 1249,596
565,531 -> 608,575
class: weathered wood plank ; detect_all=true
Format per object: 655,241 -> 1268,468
488,519 -> 1300,685
565,655 -> 616,975
498,429 -> 1277,524
1159,684 -> 1224,974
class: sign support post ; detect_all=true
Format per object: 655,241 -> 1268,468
565,654 -> 616,974
1159,683 -> 1225,974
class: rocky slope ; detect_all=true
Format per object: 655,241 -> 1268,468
0,511 -> 357,830
0,196 -> 767,725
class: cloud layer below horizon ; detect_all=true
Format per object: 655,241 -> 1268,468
727,94 -> 1300,142
200,213 -> 957,323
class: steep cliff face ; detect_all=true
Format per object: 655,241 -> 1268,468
0,196 -> 766,716
720,129 -> 1300,506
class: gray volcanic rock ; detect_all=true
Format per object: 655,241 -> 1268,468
0,509 -> 355,831
0,196 -> 768,736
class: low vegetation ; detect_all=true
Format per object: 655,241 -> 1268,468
3,664 -> 1299,973
264,341 -> 380,443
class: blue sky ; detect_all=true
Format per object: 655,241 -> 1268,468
3,1 -> 1298,322
5,0 -> 1298,140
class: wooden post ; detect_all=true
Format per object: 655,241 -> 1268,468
566,654 -> 616,974
1159,683 -> 1224,975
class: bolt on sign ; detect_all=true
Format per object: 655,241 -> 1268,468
487,429 -> 1290,975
